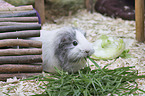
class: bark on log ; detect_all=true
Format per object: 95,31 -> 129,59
0,24 -> 41,32
0,5 -> 33,11
0,73 -> 42,81
0,64 -> 42,73
86,0 -> 94,13
0,17 -> 38,22
0,30 -> 40,39
35,0 -> 45,24
0,11 -> 29,14
0,22 -> 38,26
0,10 -> 37,18
0,39 -> 42,48
0,55 -> 42,64
0,49 -> 42,56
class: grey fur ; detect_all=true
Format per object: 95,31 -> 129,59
54,27 -> 80,72
41,27 -> 94,73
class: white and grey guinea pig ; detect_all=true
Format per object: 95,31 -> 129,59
41,27 -> 94,73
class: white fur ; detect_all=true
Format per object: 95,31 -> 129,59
67,30 -> 94,62
41,29 -> 62,72
38,27 -> 94,73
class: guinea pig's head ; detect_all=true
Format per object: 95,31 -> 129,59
54,27 -> 94,71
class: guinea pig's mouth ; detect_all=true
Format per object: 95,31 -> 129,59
68,52 -> 91,63
69,57 -> 87,63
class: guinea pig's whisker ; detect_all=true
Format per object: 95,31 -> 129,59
73,54 -> 82,63
71,53 -> 81,62
62,61 -> 69,70
76,58 -> 82,64
62,51 -> 88,72
67,52 -> 77,61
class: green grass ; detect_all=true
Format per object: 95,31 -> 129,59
21,57 -> 145,96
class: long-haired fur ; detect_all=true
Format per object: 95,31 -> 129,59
41,27 -> 94,73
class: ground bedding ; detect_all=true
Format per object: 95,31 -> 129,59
0,10 -> 145,96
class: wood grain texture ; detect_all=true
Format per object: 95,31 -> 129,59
0,39 -> 42,48
35,0 -> 45,24
0,64 -> 42,73
0,11 -> 29,14
0,49 -> 42,56
0,30 -> 40,39
0,10 -> 37,18
0,73 -> 42,81
0,17 -> 38,22
0,55 -> 42,64
0,5 -> 33,11
0,22 -> 38,26
0,24 -> 41,32
85,0 -> 94,13
135,0 -> 145,42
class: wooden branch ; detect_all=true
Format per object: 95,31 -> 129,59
0,55 -> 42,64
0,49 -> 42,56
0,24 -> 41,32
0,39 -> 42,48
35,0 -> 45,24
0,22 -> 38,26
0,10 -> 37,18
0,73 -> 42,81
135,0 -> 145,42
0,17 -> 38,22
0,30 -> 40,39
85,0 -> 94,13
0,64 -> 42,73
0,11 -> 29,14
0,5 -> 33,11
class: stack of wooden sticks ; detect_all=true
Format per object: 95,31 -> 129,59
0,5 -> 43,81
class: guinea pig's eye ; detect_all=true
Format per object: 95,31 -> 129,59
73,41 -> 78,46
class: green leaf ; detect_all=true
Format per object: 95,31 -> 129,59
93,35 -> 125,60
119,49 -> 132,58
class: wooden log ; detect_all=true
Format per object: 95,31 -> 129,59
0,55 -> 42,64
0,11 -> 29,14
85,0 -> 94,13
0,73 -> 42,81
0,30 -> 40,39
0,10 -> 37,18
0,5 -> 33,11
35,0 -> 45,24
135,0 -> 145,42
0,24 -> 41,32
0,49 -> 42,56
0,17 -> 38,22
0,39 -> 42,48
0,22 -> 38,26
0,64 -> 42,73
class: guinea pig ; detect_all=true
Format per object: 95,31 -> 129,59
41,27 -> 94,73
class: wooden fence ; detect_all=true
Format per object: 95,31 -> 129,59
0,5 -> 42,81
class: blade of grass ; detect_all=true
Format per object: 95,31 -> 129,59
18,57 -> 145,96
88,57 -> 105,73
103,59 -> 117,69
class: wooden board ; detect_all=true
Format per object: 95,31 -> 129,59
135,0 -> 145,42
